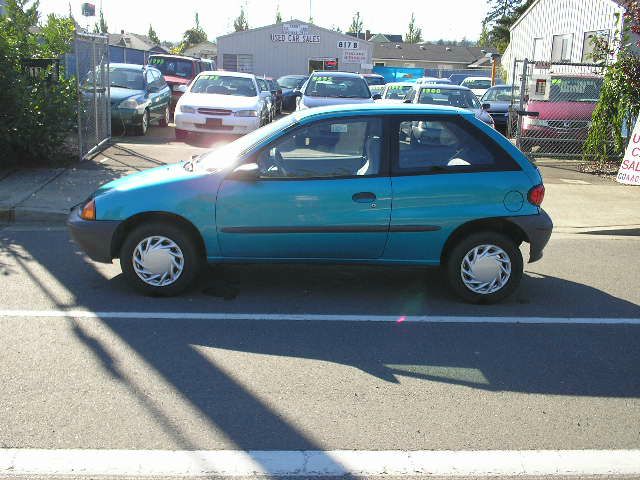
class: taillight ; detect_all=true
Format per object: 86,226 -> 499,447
528,184 -> 545,206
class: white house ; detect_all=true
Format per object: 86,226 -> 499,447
502,0 -> 625,78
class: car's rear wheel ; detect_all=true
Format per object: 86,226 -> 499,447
445,232 -> 523,304
120,221 -> 202,296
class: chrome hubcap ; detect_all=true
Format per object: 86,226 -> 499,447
132,236 -> 184,287
461,244 -> 511,295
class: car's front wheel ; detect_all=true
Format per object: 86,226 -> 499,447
445,232 -> 523,304
136,109 -> 150,136
120,221 -> 202,296
159,106 -> 170,127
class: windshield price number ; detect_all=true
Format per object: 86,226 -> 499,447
423,88 -> 442,94
337,41 -> 359,49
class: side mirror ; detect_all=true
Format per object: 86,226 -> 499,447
482,103 -> 491,110
372,93 -> 382,100
403,98 -> 412,104
176,85 -> 188,93
231,163 -> 259,181
147,85 -> 158,93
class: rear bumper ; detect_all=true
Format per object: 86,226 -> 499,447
508,209 -> 553,263
67,207 -> 121,263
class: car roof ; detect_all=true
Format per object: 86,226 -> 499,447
279,74 -> 308,78
462,76 -> 492,81
310,71 -> 363,78
362,73 -> 384,77
110,63 -> 145,70
197,70 -> 255,79
416,84 -> 473,91
386,82 -> 414,87
148,54 -> 197,62
292,103 -> 473,122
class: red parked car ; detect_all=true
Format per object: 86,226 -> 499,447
148,54 -> 216,114
520,74 -> 603,155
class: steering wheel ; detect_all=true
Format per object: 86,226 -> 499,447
269,148 -> 288,177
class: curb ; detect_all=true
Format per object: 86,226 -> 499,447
0,208 -> 68,225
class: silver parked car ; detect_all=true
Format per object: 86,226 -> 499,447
296,71 -> 379,110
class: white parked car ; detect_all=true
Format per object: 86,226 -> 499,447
460,76 -> 493,98
415,77 -> 452,85
378,82 -> 415,102
174,71 -> 271,139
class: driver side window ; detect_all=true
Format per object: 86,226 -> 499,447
395,118 -> 504,174
256,118 -> 383,179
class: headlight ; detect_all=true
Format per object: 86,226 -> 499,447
235,110 -> 258,117
180,105 -> 196,113
118,98 -> 138,109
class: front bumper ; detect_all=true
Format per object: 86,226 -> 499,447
67,207 -> 121,263
507,209 -> 553,263
175,112 -> 260,134
111,107 -> 143,127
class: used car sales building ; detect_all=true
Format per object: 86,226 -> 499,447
216,20 -> 374,78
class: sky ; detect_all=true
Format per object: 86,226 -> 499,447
37,0 -> 490,44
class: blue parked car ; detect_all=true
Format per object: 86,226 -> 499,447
68,104 -> 552,303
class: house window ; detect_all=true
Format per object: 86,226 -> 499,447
222,54 -> 254,73
551,34 -> 573,62
582,30 -> 609,62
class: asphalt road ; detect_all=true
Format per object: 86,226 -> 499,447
0,226 -> 639,460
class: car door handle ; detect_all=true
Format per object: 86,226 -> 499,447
352,192 -> 376,203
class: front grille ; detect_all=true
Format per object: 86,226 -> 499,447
548,120 -> 589,129
196,124 -> 234,131
197,108 -> 232,116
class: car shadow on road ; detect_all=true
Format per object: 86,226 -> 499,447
2,230 -> 640,457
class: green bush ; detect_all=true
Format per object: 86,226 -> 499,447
0,0 -> 77,167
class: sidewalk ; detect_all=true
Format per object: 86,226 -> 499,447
1,129 -> 639,232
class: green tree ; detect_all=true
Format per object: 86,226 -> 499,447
181,12 -> 207,50
275,6 -> 282,24
405,12 -> 422,43
93,7 -> 107,34
147,24 -> 160,44
234,6 -> 249,32
348,11 -> 363,35
482,0 -> 534,52
0,0 -> 77,166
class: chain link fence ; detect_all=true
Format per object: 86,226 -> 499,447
509,59 -> 605,158
71,32 -> 110,160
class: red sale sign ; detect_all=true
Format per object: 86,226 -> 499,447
617,117 -> 640,185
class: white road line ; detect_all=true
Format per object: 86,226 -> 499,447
0,449 -> 639,477
0,310 -> 639,324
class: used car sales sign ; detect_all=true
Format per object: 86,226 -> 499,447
617,116 -> 640,185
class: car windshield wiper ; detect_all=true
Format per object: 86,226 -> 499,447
110,83 -> 132,89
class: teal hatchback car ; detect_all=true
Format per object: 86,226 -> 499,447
109,63 -> 171,135
68,104 -> 552,303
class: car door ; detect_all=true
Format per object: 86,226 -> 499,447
384,115 -> 526,264
145,69 -> 162,120
216,116 -> 392,259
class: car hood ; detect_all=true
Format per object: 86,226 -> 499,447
163,75 -> 191,86
527,100 -> 596,120
95,162 -> 209,195
301,96 -> 374,108
179,92 -> 259,109
110,87 -> 145,104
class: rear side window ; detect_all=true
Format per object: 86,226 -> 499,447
394,117 -> 520,174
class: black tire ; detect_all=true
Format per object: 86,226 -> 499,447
159,106 -> 169,127
136,109 -> 150,136
445,231 -> 523,304
120,221 -> 202,296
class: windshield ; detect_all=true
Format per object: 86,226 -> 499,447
462,79 -> 492,89
482,86 -> 517,102
365,76 -> 385,86
304,75 -> 371,98
148,57 -> 194,79
277,76 -> 306,89
197,115 -> 298,171
384,84 -> 413,100
190,74 -> 257,97
549,77 -> 603,102
418,87 -> 481,109
108,67 -> 144,90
